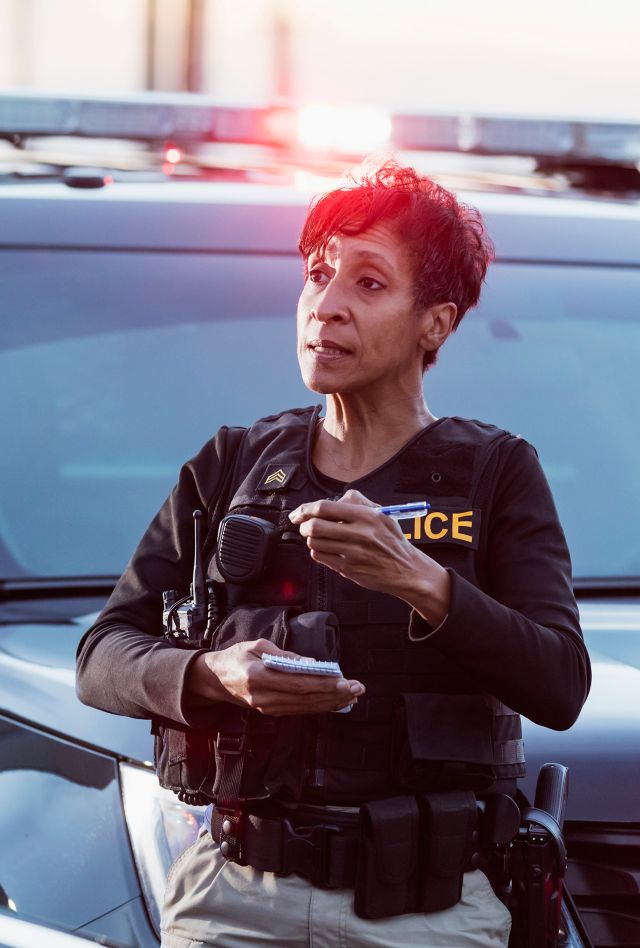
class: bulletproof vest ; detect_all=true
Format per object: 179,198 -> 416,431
153,405 -> 526,807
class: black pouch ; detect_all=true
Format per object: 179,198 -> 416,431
285,610 -> 339,661
210,607 -> 341,804
395,692 -> 496,792
210,603 -> 291,651
416,789 -> 477,913
354,795 -> 420,919
152,719 -> 216,803
262,610 -> 339,799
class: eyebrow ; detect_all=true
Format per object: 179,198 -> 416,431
350,250 -> 391,268
313,248 -> 393,271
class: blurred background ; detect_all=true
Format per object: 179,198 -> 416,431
0,0 -> 638,120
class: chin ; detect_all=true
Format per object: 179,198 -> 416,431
302,376 -> 337,396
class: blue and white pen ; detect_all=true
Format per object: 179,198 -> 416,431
378,501 -> 430,520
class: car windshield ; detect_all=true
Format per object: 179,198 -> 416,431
1,249 -> 639,582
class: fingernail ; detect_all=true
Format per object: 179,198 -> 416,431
288,508 -> 303,523
350,683 -> 365,695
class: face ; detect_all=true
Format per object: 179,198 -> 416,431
296,223 -> 428,396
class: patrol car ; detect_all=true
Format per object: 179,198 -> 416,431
1,92 -> 639,947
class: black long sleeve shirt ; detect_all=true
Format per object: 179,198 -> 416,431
76,420 -> 591,733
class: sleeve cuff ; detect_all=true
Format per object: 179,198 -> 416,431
408,567 -> 454,642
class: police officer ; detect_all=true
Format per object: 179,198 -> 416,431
76,160 -> 591,947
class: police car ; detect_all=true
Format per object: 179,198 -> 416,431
1,92 -> 639,947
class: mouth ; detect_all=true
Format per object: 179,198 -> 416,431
306,338 -> 352,359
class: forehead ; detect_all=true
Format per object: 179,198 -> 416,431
313,223 -> 411,272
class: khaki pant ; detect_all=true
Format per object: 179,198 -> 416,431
161,827 -> 512,948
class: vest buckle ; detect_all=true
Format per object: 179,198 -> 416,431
282,821 -> 343,888
216,732 -> 246,755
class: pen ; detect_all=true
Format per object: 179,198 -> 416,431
378,501 -> 430,520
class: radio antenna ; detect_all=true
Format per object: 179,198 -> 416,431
191,509 -> 207,613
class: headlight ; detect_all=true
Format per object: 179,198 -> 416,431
119,762 -> 206,936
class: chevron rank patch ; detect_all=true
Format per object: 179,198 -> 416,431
257,463 -> 298,491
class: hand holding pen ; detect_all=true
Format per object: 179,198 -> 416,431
289,490 -> 434,598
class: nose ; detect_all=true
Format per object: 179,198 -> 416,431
313,275 -> 349,324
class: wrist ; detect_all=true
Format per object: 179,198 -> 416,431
397,548 -> 451,628
185,651 -> 229,705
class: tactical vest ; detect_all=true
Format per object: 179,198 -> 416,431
153,406 -> 526,808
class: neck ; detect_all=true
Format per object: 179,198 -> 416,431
314,387 -> 437,482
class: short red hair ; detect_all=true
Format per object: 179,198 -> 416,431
298,160 -> 494,370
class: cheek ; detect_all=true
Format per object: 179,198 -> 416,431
295,302 -> 305,344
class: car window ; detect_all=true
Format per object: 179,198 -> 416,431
432,263 -> 640,580
1,250 -> 638,580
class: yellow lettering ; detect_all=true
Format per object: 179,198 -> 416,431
425,511 -> 448,540
452,510 -> 474,543
413,515 -> 422,541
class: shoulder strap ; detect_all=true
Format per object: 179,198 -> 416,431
202,425 -> 248,560
470,430 -> 520,510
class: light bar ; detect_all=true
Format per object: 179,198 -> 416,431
1,92 -> 639,166
0,91 -> 281,145
391,112 -> 640,164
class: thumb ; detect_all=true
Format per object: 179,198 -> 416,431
250,638 -> 303,661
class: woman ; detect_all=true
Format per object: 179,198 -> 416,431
77,161 -> 591,947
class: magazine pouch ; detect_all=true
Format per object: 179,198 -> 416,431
416,789 -> 477,913
354,795 -> 420,919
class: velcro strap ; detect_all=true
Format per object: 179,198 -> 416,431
210,809 -> 359,889
496,738 -> 526,765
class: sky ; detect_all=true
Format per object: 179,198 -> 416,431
0,0 -> 638,122
277,0 -> 640,121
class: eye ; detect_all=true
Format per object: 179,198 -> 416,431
359,276 -> 384,291
308,267 -> 329,285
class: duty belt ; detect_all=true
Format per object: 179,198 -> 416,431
209,794 -> 504,892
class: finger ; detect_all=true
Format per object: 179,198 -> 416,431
337,488 -> 378,508
253,685 -> 360,715
276,680 -> 363,707
299,517 -> 345,539
309,548 -> 352,574
290,499 -> 378,525
258,669 -> 355,697
265,697 -> 357,717
305,536 -> 349,556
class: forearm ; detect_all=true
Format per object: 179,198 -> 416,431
405,567 -> 590,730
76,622 -> 216,726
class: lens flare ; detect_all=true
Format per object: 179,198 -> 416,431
164,144 -> 182,164
297,105 -> 392,154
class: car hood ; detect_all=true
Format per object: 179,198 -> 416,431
520,599 -> 640,821
1,599 -> 638,821
0,608 -> 155,767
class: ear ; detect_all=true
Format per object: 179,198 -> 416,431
418,302 -> 458,354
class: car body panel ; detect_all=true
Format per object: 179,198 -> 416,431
2,181 -> 640,265
0,717 -> 141,936
1,597 -> 638,822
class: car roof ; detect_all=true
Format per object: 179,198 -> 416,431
2,178 -> 640,264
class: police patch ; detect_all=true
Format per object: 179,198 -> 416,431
257,463 -> 298,491
399,506 -> 481,550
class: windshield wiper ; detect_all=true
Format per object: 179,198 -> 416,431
0,575 -> 119,602
573,576 -> 640,597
